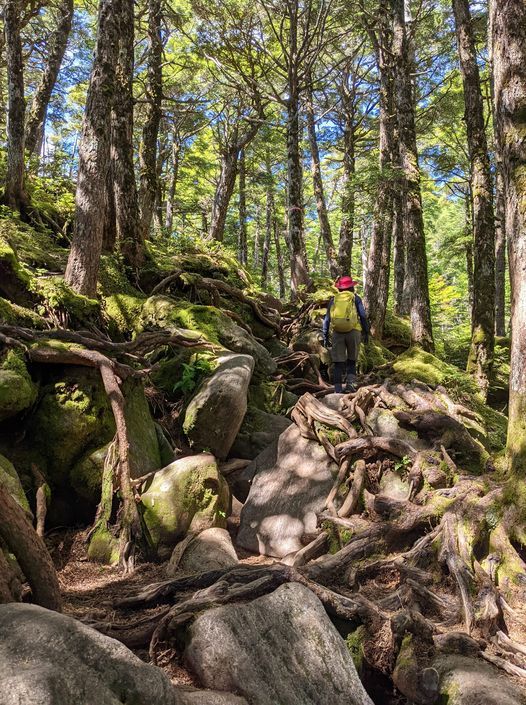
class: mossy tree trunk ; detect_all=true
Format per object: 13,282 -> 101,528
3,0 -> 28,212
306,76 -> 338,278
453,0 -> 495,399
392,0 -> 434,351
138,0 -> 163,244
65,0 -> 119,296
112,0 -> 144,270
24,0 -> 73,161
261,150 -> 274,288
338,61 -> 358,277
492,0 -> 526,475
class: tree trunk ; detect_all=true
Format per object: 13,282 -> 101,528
494,169 -> 507,336
338,90 -> 355,276
275,222 -> 286,299
261,157 -> 274,287
112,0 -> 143,270
492,0 -> 526,475
464,191 -> 474,313
3,0 -> 27,211
210,147 -> 239,242
238,148 -> 248,265
25,0 -> 73,160
65,0 -> 119,296
453,0 -> 495,398
392,0 -> 434,351
392,186 -> 407,315
138,0 -> 162,243
165,138 -> 180,232
364,1 -> 395,338
0,484 -> 62,611
306,80 -> 338,278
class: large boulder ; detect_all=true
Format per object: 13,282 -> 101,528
141,453 -> 230,555
0,350 -> 37,422
230,407 -> 292,460
237,425 -> 337,557
434,654 -> 526,705
140,296 -> 276,380
0,603 -> 180,705
184,582 -> 374,705
0,452 -> 30,512
183,353 -> 254,459
166,527 -> 238,576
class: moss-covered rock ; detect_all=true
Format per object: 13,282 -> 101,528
359,338 -> 395,373
0,453 -> 30,512
383,310 -> 411,350
393,346 -> 459,387
0,226 -> 32,304
140,295 -> 276,379
87,526 -> 120,565
0,350 -> 38,421
103,294 -> 145,335
31,276 -> 100,326
0,297 -> 47,328
248,381 -> 298,415
141,453 -> 231,555
26,367 -> 115,485
70,444 -> 110,504
230,407 -> 292,460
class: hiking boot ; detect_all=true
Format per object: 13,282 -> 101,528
343,375 -> 358,393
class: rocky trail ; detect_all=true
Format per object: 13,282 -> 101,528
0,237 -> 524,705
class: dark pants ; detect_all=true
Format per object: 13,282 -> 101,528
331,330 -> 361,392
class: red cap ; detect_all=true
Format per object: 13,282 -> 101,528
336,275 -> 358,290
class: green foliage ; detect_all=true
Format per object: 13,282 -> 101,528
394,455 -> 411,473
172,354 -> 215,397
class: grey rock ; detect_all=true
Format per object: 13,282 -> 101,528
177,687 -> 247,705
230,407 -> 292,460
237,425 -> 337,557
184,582 -> 374,705
434,654 -> 526,705
321,393 -> 345,411
367,407 -> 425,447
433,632 -> 481,657
0,603 -> 180,705
167,527 -> 238,576
183,354 -> 254,459
379,469 -> 411,501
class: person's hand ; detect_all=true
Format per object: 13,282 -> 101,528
363,332 -> 369,345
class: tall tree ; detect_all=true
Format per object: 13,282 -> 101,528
112,0 -> 143,269
138,0 -> 163,243
25,0 -> 74,160
3,0 -> 27,211
492,0 -> 526,474
306,76 -> 338,277
237,148 -> 248,265
392,0 -> 434,351
453,0 -> 495,398
64,0 -> 120,296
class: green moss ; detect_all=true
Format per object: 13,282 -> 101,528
0,229 -> 31,287
0,350 -> 38,421
87,526 -> 120,565
0,297 -> 46,327
70,444 -> 109,504
0,453 -> 30,512
103,294 -> 145,335
31,276 -> 100,324
249,381 -> 297,414
359,339 -> 395,373
393,346 -> 460,387
383,310 -> 411,348
0,213 -> 67,274
346,625 -> 366,673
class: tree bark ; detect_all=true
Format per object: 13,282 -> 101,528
165,137 -> 180,232
138,0 -> 162,243
3,0 -> 27,211
261,154 -> 274,288
65,0 -> 119,296
364,0 -> 395,338
338,75 -> 356,276
453,0 -> 495,398
25,0 -> 73,160
112,0 -> 144,270
392,0 -> 434,351
275,222 -> 286,299
306,79 -> 338,277
210,146 -> 239,243
392,186 -> 407,315
494,168 -> 507,336
492,0 -> 526,475
238,148 -> 248,266
0,484 -> 62,611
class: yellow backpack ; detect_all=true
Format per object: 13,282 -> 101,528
331,291 -> 358,333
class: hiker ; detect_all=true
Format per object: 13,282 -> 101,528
322,275 -> 369,393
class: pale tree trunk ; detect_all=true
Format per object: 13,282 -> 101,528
138,0 -> 162,242
65,0 -> 119,296
238,148 -> 248,265
392,187 -> 407,315
453,0 -> 495,398
364,0 -> 395,338
112,0 -> 143,270
25,0 -> 73,160
392,0 -> 434,351
165,138 -> 180,232
261,155 -> 274,287
275,223 -> 286,299
464,191 -> 474,313
492,0 -> 526,475
3,0 -> 27,211
306,79 -> 338,277
338,86 -> 355,276
210,147 -> 239,242
254,203 -> 261,269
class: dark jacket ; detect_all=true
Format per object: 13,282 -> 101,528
322,291 -> 369,337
